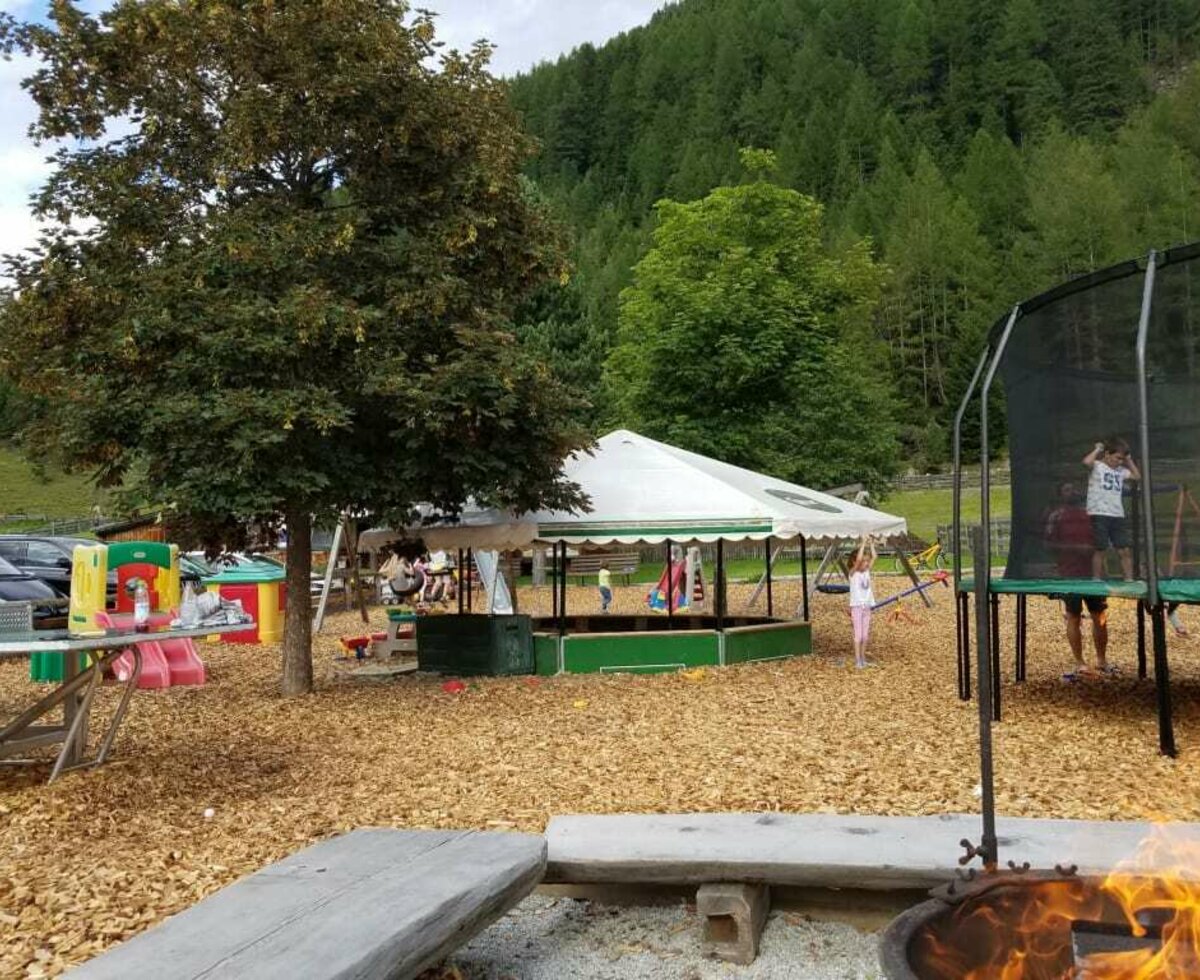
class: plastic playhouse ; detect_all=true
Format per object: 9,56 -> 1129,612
62,541 -> 206,690
202,562 -> 285,644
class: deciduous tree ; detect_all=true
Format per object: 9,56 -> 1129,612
0,0 -> 587,694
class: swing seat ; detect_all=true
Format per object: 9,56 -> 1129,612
816,583 -> 850,594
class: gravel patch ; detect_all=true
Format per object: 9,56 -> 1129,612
445,894 -> 883,979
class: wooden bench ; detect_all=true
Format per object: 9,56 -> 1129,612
564,551 -> 640,586
69,828 -> 546,980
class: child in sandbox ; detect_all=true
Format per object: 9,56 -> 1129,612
1083,437 -> 1141,580
848,536 -> 877,669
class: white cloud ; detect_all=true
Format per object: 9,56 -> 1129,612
427,0 -> 667,76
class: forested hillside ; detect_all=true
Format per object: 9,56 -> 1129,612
508,0 -> 1200,474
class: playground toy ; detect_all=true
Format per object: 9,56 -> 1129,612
871,570 -> 950,612
647,546 -> 705,612
67,541 -> 203,689
338,633 -> 386,660
101,609 -> 207,689
69,541 -> 181,635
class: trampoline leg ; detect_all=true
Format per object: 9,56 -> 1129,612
1014,595 -> 1027,684
1137,601 -> 1148,680
959,591 -> 971,701
990,592 -> 1001,722
1150,605 -> 1177,758
955,588 -> 963,698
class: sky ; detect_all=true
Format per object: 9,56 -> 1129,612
0,0 -> 668,262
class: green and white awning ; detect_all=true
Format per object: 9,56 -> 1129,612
416,430 -> 906,551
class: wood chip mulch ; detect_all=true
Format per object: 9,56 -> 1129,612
2,577 -> 1200,976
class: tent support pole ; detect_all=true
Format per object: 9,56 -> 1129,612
765,536 -> 773,618
800,536 -> 809,622
716,540 -> 725,632
665,540 -> 674,627
558,542 -> 567,637
457,549 -> 464,615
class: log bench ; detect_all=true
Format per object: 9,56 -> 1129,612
564,551 -> 641,586
68,828 -> 546,980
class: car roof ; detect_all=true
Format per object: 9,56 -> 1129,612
0,534 -> 93,547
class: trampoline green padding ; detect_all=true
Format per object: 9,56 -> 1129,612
957,577 -> 1200,603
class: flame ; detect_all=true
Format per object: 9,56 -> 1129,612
912,827 -> 1200,979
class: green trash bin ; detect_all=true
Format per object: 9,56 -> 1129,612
30,651 -> 88,683
416,614 -> 533,676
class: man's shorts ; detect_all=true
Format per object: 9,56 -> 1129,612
1063,595 -> 1107,618
1091,514 -> 1129,550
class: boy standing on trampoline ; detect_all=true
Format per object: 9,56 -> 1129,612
1083,437 -> 1140,580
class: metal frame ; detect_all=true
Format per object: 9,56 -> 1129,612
950,246 -> 1200,863
1135,250 -> 1176,757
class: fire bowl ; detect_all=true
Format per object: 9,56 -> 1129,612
879,872 -> 1193,980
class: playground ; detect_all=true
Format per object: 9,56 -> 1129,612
2,579 -> 1199,975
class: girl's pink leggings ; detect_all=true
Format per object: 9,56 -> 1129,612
851,607 -> 872,644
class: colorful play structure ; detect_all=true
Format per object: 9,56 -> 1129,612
646,546 -> 706,613
66,541 -> 205,690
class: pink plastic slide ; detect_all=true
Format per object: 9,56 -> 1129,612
647,561 -> 689,612
97,611 -> 207,690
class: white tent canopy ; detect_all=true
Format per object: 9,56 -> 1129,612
401,430 -> 905,552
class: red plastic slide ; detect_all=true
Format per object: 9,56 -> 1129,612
97,611 -> 206,689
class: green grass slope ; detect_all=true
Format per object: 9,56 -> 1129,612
0,446 -> 108,524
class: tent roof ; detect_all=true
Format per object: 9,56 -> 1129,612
411,430 -> 905,551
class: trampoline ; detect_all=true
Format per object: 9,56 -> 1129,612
953,241 -> 1200,756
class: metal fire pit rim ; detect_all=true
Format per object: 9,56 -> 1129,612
878,898 -> 946,980
878,871 -> 1102,979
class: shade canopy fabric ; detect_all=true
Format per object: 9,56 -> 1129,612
396,430 -> 905,552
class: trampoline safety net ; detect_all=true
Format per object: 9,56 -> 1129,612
999,243 -> 1200,600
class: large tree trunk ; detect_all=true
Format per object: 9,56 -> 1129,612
281,507 -> 314,696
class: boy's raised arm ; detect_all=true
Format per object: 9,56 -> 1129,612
1083,441 -> 1104,466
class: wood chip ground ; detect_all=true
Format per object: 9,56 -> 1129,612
2,577 -> 1199,976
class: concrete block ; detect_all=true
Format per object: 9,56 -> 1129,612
697,882 -> 769,965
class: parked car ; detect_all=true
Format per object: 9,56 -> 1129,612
0,554 -> 64,626
0,535 -> 111,601
0,535 -> 201,606
184,551 -> 331,595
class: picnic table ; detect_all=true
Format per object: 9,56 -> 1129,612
0,619 -> 252,783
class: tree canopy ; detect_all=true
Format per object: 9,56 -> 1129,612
0,0 -> 588,693
605,150 -> 898,490
508,0 -> 1200,465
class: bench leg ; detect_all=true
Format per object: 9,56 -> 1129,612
697,882 -> 769,966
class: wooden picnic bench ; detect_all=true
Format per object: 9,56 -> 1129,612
68,828 -> 546,980
564,551 -> 640,586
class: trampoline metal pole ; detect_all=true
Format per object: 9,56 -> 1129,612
972,525 -> 998,870
1136,250 -> 1160,610
953,345 -> 993,591
1135,250 -> 1176,756
1138,601 -> 1148,679
457,549 -> 464,615
954,345 -> 991,708
1151,605 -> 1177,757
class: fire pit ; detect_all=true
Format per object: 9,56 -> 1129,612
879,537 -> 1199,978
880,841 -> 1200,979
